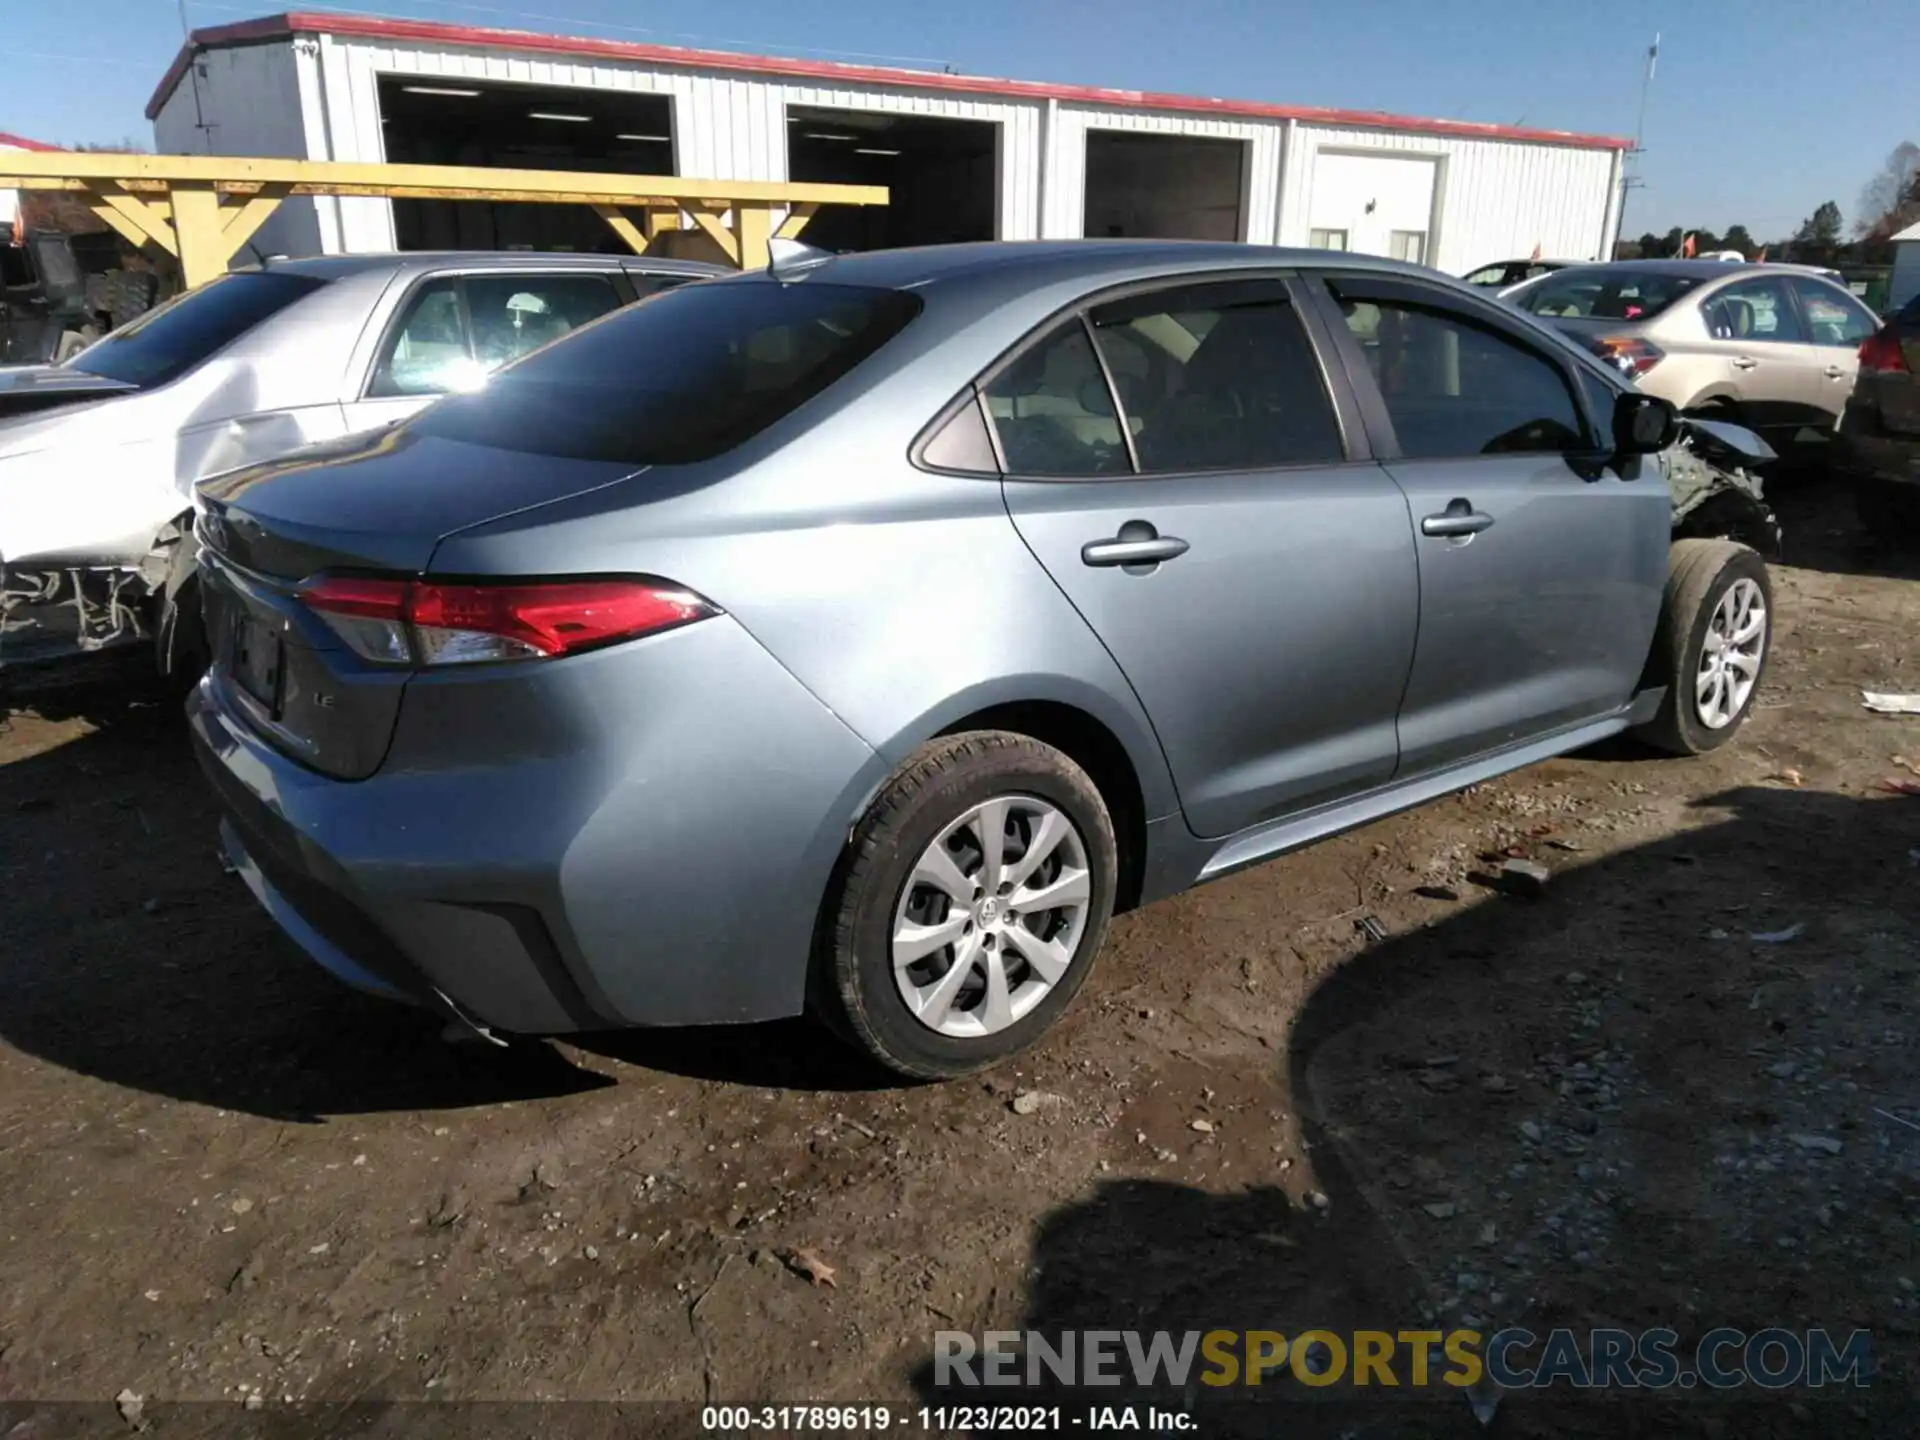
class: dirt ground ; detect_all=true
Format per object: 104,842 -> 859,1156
1,484 -> 1917,1438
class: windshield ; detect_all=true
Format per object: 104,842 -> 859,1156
411,279 -> 923,464
1515,270 -> 1704,323
65,271 -> 325,388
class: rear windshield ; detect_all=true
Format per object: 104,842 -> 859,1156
410,279 -> 923,464
1515,270 -> 1704,323
66,271 -> 325,388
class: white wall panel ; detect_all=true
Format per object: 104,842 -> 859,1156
151,40 -> 324,260
170,29 -> 1620,268
1281,124 -> 1616,273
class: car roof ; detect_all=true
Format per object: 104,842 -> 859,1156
703,239 -> 1462,294
235,251 -> 728,281
1541,258 -> 1839,282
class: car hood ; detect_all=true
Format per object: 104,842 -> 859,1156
0,365 -> 139,424
198,426 -> 646,579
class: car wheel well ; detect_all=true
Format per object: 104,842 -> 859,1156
936,701 -> 1147,914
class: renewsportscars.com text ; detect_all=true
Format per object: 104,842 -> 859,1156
934,1327 -> 1872,1391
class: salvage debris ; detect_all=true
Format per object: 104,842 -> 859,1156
782,1248 -> 838,1288
1497,858 -> 1551,895
1861,691 -> 1920,715
1789,1134 -> 1842,1156
1750,923 -> 1807,944
1009,1089 -> 1061,1116
114,1389 -> 145,1431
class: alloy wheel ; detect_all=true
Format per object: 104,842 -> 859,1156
1695,576 -> 1766,730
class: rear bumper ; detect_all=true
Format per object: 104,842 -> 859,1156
1837,408 -> 1920,489
187,613 -> 883,1032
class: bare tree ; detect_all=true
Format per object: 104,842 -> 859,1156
1856,140 -> 1920,237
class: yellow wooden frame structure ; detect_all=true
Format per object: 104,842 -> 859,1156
0,152 -> 887,286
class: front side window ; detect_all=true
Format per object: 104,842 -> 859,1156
1462,265 -> 1510,288
411,278 -> 921,465
64,271 -> 324,388
982,321 -> 1128,477
1335,291 -> 1588,459
1788,277 -> 1878,347
1088,281 -> 1343,472
1701,277 -> 1806,344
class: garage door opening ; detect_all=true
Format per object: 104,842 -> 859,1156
786,106 -> 996,252
378,77 -> 675,252
1083,131 -> 1246,242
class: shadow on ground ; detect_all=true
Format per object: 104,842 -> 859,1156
912,785 -> 1919,1438
0,694 -> 893,1119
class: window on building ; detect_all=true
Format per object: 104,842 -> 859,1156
1389,230 -> 1427,265
1309,228 -> 1349,251
1334,293 -> 1588,459
982,321 -> 1129,476
1088,280 -> 1344,472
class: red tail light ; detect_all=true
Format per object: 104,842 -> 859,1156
1859,325 -> 1909,374
299,576 -> 718,667
1590,335 -> 1665,378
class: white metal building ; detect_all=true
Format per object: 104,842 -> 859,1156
146,10 -> 1630,273
1891,220 -> 1920,313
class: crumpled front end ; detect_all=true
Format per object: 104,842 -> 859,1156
0,519 -> 182,671
1660,420 -> 1783,558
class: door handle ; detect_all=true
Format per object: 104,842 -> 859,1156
1081,521 -> 1189,569
1732,355 -> 1759,370
1824,364 -> 1847,379
1081,536 -> 1190,567
1421,500 -> 1496,538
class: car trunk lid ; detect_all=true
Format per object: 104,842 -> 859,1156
197,428 -> 642,778
0,364 -> 138,424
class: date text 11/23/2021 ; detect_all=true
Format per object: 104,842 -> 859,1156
701,1405 -> 1188,1431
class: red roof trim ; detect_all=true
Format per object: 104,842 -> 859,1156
147,9 -> 1632,151
0,131 -> 61,152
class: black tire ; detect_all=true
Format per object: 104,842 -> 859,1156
815,731 -> 1118,1080
1633,539 -> 1772,756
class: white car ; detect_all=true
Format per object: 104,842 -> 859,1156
0,251 -> 720,678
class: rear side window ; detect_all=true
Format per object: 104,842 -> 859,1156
1336,294 -> 1588,458
1089,280 -> 1343,472
65,271 -> 324,388
981,321 -> 1129,476
369,272 -> 624,397
1789,277 -> 1878,347
1517,270 -> 1701,322
412,280 -> 920,464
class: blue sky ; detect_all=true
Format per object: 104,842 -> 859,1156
7,0 -> 1914,242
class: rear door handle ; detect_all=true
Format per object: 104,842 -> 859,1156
1421,500 -> 1496,538
1081,534 -> 1190,567
1824,364 -> 1847,379
1732,355 -> 1759,370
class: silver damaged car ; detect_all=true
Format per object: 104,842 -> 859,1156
0,251 -> 720,678
188,241 -> 1774,1077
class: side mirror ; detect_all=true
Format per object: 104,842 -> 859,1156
1612,391 -> 1679,455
